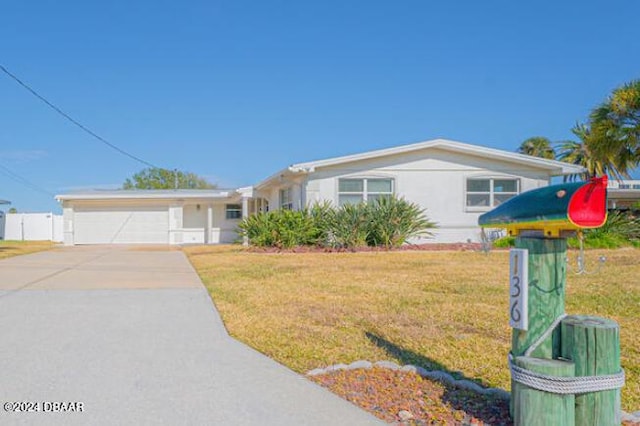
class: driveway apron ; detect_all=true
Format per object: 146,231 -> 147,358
0,246 -> 383,425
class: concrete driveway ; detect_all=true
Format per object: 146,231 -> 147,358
0,246 -> 383,425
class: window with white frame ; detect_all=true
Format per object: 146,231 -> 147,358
466,178 -> 519,209
225,204 -> 242,220
338,178 -> 394,206
279,187 -> 293,210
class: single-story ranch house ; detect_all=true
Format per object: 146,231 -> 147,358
55,138 -> 584,245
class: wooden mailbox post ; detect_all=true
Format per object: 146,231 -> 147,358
479,176 -> 624,426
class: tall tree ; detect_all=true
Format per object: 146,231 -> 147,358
589,79 -> 640,178
123,168 -> 216,190
555,124 -> 607,181
517,136 -> 556,159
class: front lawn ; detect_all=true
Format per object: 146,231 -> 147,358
0,240 -> 54,259
184,245 -> 640,412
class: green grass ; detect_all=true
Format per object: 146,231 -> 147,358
184,245 -> 640,411
0,240 -> 54,259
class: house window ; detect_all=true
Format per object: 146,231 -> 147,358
279,188 -> 293,210
225,204 -> 242,220
466,178 -> 519,210
338,178 -> 394,206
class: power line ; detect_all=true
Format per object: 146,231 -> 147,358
0,162 -> 54,197
0,64 -> 159,169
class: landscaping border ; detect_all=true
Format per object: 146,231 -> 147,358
307,360 -> 640,423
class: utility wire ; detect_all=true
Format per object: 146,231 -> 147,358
0,64 -> 159,169
0,162 -> 55,197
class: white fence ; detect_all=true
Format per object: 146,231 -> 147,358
1,213 -> 63,242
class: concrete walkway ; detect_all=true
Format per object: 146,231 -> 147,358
0,246 -> 383,425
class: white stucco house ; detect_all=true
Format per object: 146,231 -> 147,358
55,138 -> 584,245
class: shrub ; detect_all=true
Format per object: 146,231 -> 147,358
366,196 -> 436,248
568,210 -> 640,249
492,236 -> 515,248
308,202 -> 338,247
238,196 -> 437,249
330,202 -> 371,249
238,209 -> 320,248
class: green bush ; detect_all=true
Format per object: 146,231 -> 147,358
238,196 -> 437,249
366,196 -> 436,248
308,202 -> 336,246
568,233 -> 629,249
330,203 -> 371,248
568,210 -> 640,249
492,236 -> 515,248
237,209 -> 320,248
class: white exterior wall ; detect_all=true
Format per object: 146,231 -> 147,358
214,204 -> 242,243
304,148 -> 550,243
261,178 -> 306,211
4,213 -> 63,242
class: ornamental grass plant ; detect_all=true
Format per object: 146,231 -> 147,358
238,196 -> 436,249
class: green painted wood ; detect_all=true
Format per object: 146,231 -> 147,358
512,237 -> 567,359
561,315 -> 621,426
511,237 -> 567,416
513,357 -> 575,426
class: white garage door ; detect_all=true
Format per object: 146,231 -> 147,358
74,206 -> 169,244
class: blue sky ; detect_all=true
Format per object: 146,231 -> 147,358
1,1 -> 639,212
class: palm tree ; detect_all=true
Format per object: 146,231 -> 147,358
517,137 -> 555,159
555,124 -> 607,181
588,79 -> 640,178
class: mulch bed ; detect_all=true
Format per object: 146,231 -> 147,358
310,367 -> 512,425
311,367 -> 640,425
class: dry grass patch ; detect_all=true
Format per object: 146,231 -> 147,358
0,241 -> 54,259
184,245 -> 640,411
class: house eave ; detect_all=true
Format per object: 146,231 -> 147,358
254,166 -> 312,190
55,190 -> 236,202
288,138 -> 585,176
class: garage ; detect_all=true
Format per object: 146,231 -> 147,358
73,205 -> 169,244
55,189 -> 247,246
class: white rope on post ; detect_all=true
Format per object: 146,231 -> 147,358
508,354 -> 625,394
509,314 -> 625,395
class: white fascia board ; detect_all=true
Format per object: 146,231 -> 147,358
236,186 -> 255,197
254,166 -> 311,190
440,143 -> 586,176
289,138 -> 585,176
55,191 -> 234,202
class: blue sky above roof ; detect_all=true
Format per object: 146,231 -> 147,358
1,0 -> 638,212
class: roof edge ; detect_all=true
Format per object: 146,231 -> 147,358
289,138 -> 585,176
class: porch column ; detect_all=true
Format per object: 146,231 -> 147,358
242,196 -> 249,246
206,205 -> 213,244
168,204 -> 184,245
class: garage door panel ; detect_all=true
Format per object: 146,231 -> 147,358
74,207 -> 169,244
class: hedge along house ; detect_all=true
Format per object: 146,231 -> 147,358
56,139 -> 584,245
55,187 -> 257,245
253,139 -> 584,243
